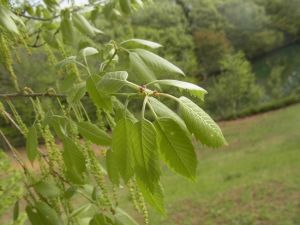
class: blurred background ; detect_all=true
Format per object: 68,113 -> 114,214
1,0 -> 300,224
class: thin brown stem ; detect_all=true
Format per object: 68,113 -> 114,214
0,92 -> 66,98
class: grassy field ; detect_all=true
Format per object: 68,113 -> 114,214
3,104 -> 299,225
121,104 -> 300,225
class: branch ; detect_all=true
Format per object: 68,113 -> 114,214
12,0 -> 106,22
14,11 -> 60,22
0,92 -> 66,98
28,28 -> 60,48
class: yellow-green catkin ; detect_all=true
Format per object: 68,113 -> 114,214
38,156 -> 49,176
32,98 -> 64,171
19,31 -> 32,55
59,45 -> 81,82
6,100 -> 28,136
13,45 -> 21,64
96,108 -> 107,130
130,179 -> 149,225
128,179 -> 141,213
44,44 -> 58,66
0,34 -> 20,91
32,99 -> 64,215
112,186 -> 119,208
84,141 -> 112,207
138,190 -> 149,225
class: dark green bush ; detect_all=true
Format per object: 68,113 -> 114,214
205,52 -> 263,118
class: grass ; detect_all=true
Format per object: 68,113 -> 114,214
121,104 -> 300,225
2,104 -> 299,225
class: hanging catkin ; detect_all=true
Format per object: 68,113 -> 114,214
0,33 -> 20,91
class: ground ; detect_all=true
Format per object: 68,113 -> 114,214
4,104 -> 300,225
121,104 -> 300,225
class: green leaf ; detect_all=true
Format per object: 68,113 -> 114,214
26,205 -> 45,225
132,119 -> 160,191
106,149 -> 120,185
45,115 -> 68,139
131,0 -> 144,8
67,82 -> 86,104
42,30 -> 59,49
137,179 -> 165,214
73,13 -> 103,37
89,213 -> 114,225
97,71 -> 128,94
179,97 -> 227,147
132,49 -> 185,77
86,75 -> 112,111
119,0 -> 131,15
33,180 -> 61,198
0,6 -> 19,34
77,121 -> 112,146
60,17 -> 75,45
155,117 -> 197,179
58,73 -> 77,91
26,202 -> 63,225
121,39 -> 162,49
62,137 -> 86,184
56,56 -> 77,69
115,208 -> 139,225
64,186 -> 77,199
112,98 -> 137,123
36,202 -> 62,225
13,201 -> 19,221
111,118 -> 135,182
148,97 -> 187,131
79,217 -> 93,225
154,80 -> 207,101
129,51 -> 157,84
80,47 -> 99,63
70,204 -> 92,218
26,126 -> 38,162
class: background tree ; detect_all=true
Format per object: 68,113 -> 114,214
206,52 -> 263,118
0,1 -> 226,225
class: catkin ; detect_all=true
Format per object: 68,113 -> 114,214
133,179 -> 149,225
128,179 -> 142,213
32,99 -> 64,171
6,100 -> 28,136
44,44 -> 58,66
19,31 -> 31,55
0,34 -> 20,91
59,45 -> 81,82
84,141 -> 112,207
138,191 -> 149,225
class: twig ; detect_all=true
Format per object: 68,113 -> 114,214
0,92 -> 66,98
0,129 -> 27,172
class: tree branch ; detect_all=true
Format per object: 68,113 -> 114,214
0,92 -> 66,98
13,11 -> 60,21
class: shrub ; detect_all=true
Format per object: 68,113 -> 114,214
193,29 -> 232,76
0,151 -> 25,225
206,52 -> 263,118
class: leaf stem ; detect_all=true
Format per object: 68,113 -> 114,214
141,96 -> 148,119
159,93 -> 180,103
147,101 -> 158,119
102,47 -> 118,71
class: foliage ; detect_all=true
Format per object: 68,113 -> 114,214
267,65 -> 285,99
146,103 -> 300,224
131,0 -> 197,75
0,151 -> 25,225
0,1 -> 226,225
193,29 -> 232,75
206,52 -> 263,118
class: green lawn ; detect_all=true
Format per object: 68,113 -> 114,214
122,104 -> 300,225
